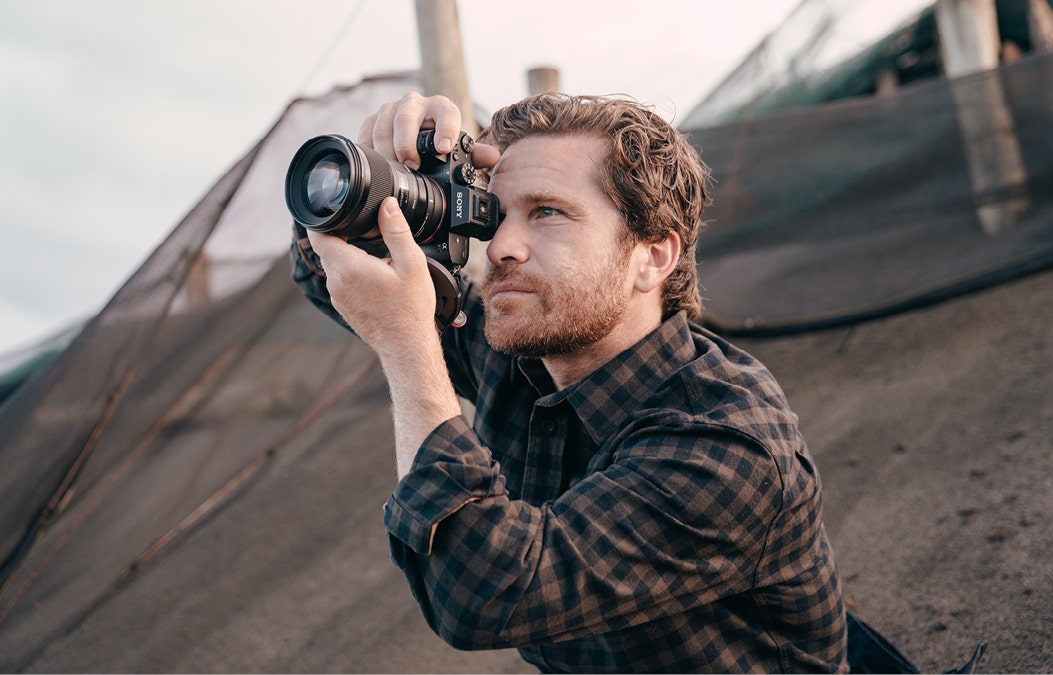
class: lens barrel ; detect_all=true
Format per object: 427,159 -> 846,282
285,135 -> 446,246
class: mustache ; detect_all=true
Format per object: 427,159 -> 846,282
481,264 -> 546,297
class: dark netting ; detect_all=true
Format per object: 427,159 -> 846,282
0,55 -> 1051,673
0,145 -> 259,579
0,72 -> 493,671
686,52 -> 1053,335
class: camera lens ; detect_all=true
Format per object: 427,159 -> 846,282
285,135 -> 446,246
304,152 -> 349,216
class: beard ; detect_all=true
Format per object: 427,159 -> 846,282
481,248 -> 632,357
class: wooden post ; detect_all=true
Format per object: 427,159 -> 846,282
1030,0 -> 1053,53
527,67 -> 561,96
185,252 -> 211,308
414,0 -> 478,136
415,0 -> 483,421
936,0 -> 1029,235
414,0 -> 487,285
875,68 -> 899,96
936,0 -> 1000,74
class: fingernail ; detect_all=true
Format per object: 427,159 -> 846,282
383,197 -> 401,216
437,137 -> 453,153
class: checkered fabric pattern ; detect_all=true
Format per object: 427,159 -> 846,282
292,237 -> 847,673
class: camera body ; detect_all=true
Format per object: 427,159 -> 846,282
410,130 -> 499,270
285,130 -> 501,328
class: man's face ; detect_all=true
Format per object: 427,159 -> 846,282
481,133 -> 636,357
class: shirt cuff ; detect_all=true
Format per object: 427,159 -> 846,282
384,415 -> 506,555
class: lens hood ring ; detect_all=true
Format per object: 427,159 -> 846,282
285,135 -> 369,232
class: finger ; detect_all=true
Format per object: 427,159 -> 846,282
471,142 -> 502,170
390,93 -> 462,167
363,94 -> 465,168
356,112 -> 378,148
305,228 -> 371,273
376,197 -> 426,270
416,96 -> 463,156
305,228 -> 337,256
368,101 -> 400,161
305,228 -> 346,264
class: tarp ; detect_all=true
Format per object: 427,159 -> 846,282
0,72 -> 533,672
686,53 -> 1053,335
1,56 -> 1051,672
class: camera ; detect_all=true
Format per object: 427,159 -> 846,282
285,130 -> 501,329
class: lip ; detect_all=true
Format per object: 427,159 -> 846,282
483,267 -> 543,303
489,284 -> 533,296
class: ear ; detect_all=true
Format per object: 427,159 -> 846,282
633,231 -> 680,294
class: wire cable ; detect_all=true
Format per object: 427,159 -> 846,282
295,0 -> 368,95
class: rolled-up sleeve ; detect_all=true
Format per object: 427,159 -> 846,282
384,415 -> 508,555
382,412 -> 788,654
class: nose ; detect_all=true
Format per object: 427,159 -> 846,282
485,212 -> 529,266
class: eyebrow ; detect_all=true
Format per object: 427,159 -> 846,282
519,191 -> 580,210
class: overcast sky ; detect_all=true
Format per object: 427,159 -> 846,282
0,0 -> 928,355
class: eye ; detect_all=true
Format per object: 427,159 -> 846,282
535,206 -> 563,219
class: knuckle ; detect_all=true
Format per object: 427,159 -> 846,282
392,105 -> 422,127
399,91 -> 425,105
357,113 -> 378,146
374,104 -> 396,132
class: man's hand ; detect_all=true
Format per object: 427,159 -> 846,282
357,92 -> 501,170
309,196 -> 462,478
306,197 -> 436,354
303,93 -> 499,478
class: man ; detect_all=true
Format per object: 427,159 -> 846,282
292,92 -> 848,673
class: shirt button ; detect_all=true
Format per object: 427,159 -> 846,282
539,420 -> 558,434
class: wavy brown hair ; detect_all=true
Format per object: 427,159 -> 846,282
480,94 -> 712,319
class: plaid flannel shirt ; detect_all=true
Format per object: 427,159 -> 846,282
292,232 -> 848,673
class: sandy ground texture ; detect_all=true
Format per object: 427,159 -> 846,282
9,267 -> 1051,673
736,268 -> 1053,673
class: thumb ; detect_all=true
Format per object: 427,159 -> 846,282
377,196 -> 425,266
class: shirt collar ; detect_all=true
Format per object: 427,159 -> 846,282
514,311 -> 698,445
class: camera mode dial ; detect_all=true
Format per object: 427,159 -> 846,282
456,163 -> 477,186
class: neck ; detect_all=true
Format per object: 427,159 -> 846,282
542,305 -> 662,391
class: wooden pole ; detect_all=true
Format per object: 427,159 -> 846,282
415,0 -> 483,419
936,0 -> 1000,74
1030,0 -> 1053,53
414,0 -> 488,288
527,67 -> 561,96
185,252 -> 211,308
935,0 -> 1029,235
414,0 -> 479,136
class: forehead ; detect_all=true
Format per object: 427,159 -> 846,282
488,134 -> 611,201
